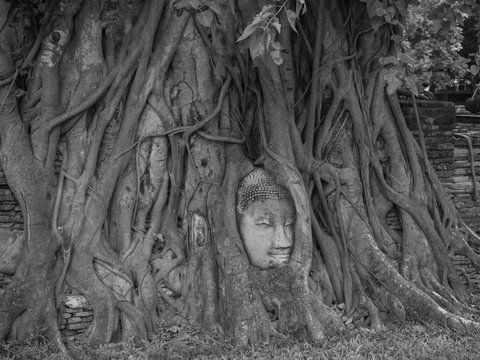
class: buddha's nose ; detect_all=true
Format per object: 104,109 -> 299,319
274,225 -> 293,249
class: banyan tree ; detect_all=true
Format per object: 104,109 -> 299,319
1,0 -> 480,351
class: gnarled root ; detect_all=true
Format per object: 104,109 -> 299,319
181,212 -> 220,331
357,235 -> 480,335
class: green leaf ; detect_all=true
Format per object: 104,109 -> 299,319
271,18 -> 281,33
296,0 -> 306,16
237,23 -> 259,42
454,12 -> 464,27
460,4 -> 472,15
286,9 -> 297,32
471,65 -> 480,76
249,6 -> 273,28
386,76 -> 403,95
384,68 -> 403,95
398,53 -> 414,66
248,32 -> 265,60
405,75 -> 419,96
364,0 -> 385,31
376,8 -> 387,17
195,10 -> 214,27
271,41 -> 283,51
270,50 -> 283,65
396,0 -> 408,17
439,21 -> 451,36
432,19 -> 442,33
366,0 -> 381,19
260,5 -> 275,19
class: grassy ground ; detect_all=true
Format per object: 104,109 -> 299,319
1,319 -> 480,360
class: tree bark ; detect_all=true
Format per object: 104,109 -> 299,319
2,0 -> 480,350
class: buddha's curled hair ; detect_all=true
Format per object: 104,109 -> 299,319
236,168 -> 292,214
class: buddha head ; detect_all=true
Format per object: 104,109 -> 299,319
236,169 -> 296,270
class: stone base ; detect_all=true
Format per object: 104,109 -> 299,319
60,295 -> 94,341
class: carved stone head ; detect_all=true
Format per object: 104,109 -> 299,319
236,169 -> 296,270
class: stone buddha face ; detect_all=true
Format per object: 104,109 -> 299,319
236,169 -> 296,270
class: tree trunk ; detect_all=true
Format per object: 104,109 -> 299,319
1,0 -> 480,350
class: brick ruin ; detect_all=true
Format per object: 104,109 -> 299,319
400,101 -> 480,292
0,100 -> 480,340
59,296 -> 94,342
401,102 -> 480,232
452,112 -> 480,231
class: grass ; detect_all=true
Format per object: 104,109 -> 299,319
1,319 -> 480,360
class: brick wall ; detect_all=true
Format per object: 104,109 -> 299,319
399,101 -> 480,231
400,100 -> 456,184
60,295 -> 94,342
0,159 -> 61,231
451,113 -> 480,231
386,100 -> 456,235
401,101 -> 480,291
0,187 -> 23,231
451,113 -> 480,291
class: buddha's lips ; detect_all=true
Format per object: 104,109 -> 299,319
268,250 -> 291,257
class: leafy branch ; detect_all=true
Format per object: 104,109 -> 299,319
236,0 -> 305,65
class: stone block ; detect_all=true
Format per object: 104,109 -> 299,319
76,311 -> 93,317
67,322 -> 89,330
67,317 -> 82,324
61,330 -> 77,337
64,295 -> 89,309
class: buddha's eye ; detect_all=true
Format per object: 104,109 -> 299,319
255,219 -> 272,228
285,218 -> 295,227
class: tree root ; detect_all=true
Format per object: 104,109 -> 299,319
350,262 -> 383,330
310,246 -> 335,305
359,237 -> 480,335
